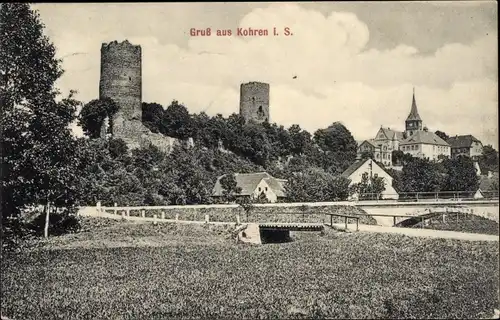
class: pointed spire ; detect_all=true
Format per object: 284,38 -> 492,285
406,87 -> 422,121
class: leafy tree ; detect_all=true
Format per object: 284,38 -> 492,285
162,100 -> 193,139
392,150 -> 405,166
1,4 -> 83,238
351,173 -> 386,200
479,145 -> 499,173
312,122 -> 357,154
399,157 -> 443,193
442,156 -> 479,192
284,168 -> 349,202
435,130 -> 450,142
220,174 -> 242,203
78,98 -> 119,138
288,124 -> 311,155
141,102 -> 164,133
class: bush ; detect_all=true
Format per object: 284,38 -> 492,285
28,209 -> 82,237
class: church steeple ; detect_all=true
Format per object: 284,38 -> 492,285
405,87 -> 423,136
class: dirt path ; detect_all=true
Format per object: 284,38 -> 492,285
333,223 -> 499,241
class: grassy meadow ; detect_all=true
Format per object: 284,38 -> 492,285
1,218 -> 499,319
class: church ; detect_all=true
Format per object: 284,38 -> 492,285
357,88 -> 451,166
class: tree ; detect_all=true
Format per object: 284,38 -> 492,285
288,124 -> 311,155
399,157 -> 443,193
284,168 -> 350,202
442,156 -> 479,192
435,130 -> 450,142
312,122 -> 357,154
1,4 -> 83,238
220,174 -> 242,203
479,145 -> 499,172
256,192 -> 269,203
391,150 -> 405,166
78,98 -> 119,138
162,100 -> 193,139
351,173 -> 386,200
141,102 -> 164,133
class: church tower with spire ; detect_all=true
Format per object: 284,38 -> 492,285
405,87 -> 423,136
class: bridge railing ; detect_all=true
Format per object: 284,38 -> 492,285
357,190 -> 498,202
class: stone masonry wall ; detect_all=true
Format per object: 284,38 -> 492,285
239,82 -> 270,123
99,40 -> 186,154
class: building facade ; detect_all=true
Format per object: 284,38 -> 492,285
239,82 -> 270,124
399,129 -> 451,160
341,158 -> 399,200
447,135 -> 483,160
212,172 -> 286,203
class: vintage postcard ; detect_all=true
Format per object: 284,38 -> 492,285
1,2 -> 498,319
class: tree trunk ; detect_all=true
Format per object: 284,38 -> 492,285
44,201 -> 51,239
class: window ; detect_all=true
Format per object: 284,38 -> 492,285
374,173 -> 378,178
129,77 -> 131,81
258,187 -> 261,192
265,187 -> 268,191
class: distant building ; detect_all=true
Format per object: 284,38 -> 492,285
447,135 -> 483,160
357,139 -> 393,167
212,172 -> 286,203
399,129 -> 451,160
341,158 -> 399,200
405,88 -> 423,137
374,127 -> 405,151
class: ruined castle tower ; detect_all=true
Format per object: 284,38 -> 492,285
100,40 -> 142,120
239,82 -> 270,124
98,40 -> 179,152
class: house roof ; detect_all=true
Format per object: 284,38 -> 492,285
378,128 -> 405,141
359,139 -> 380,148
447,135 -> 482,149
212,172 -> 287,197
406,89 -> 422,122
341,158 -> 394,180
400,130 -> 449,146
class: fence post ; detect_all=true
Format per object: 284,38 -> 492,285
205,214 -> 209,224
121,210 -> 126,219
161,211 -> 165,220
96,201 -> 102,215
126,209 -> 130,217
344,216 -> 348,230
421,216 -> 424,228
236,213 -> 241,225
141,210 -> 145,218
153,214 -> 158,225
393,216 -> 396,226
114,203 -> 117,215
175,213 -> 179,223
356,218 -> 359,232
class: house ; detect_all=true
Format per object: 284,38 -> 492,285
374,127 -> 405,152
399,129 -> 451,160
447,135 -> 483,160
357,139 -> 392,167
474,171 -> 499,199
341,158 -> 399,200
212,172 -> 287,203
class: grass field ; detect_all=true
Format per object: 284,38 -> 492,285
408,212 -> 499,236
1,218 -> 499,319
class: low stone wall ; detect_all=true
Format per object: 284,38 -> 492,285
100,205 -> 378,225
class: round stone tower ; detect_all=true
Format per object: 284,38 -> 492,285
99,40 -> 142,121
239,82 -> 270,123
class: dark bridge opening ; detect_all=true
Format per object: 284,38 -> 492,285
260,229 -> 293,244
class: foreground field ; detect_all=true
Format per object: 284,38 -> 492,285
409,212 -> 500,235
2,218 -> 499,319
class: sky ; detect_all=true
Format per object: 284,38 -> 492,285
34,2 -> 498,148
